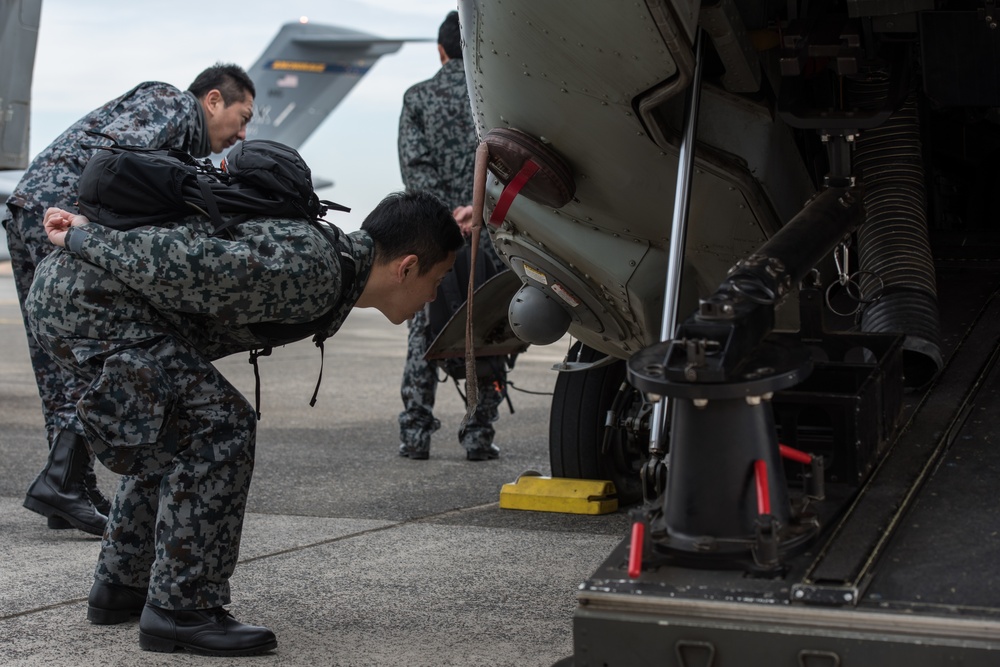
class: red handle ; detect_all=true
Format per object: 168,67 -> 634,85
628,522 -> 645,578
779,444 -> 813,464
754,459 -> 771,515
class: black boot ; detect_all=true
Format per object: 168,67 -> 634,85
23,430 -> 108,536
48,445 -> 112,529
139,604 -> 278,656
88,580 -> 147,624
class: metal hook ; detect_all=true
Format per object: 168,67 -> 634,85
834,242 -> 851,286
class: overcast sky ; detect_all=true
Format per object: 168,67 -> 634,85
28,0 -> 459,232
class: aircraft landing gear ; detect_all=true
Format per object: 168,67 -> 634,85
549,342 -> 650,506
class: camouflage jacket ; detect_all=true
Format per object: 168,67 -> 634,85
7,82 -> 207,218
28,217 -> 373,364
397,58 -> 478,209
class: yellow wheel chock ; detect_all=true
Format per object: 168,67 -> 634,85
499,471 -> 618,515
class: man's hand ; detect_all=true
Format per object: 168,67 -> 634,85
452,205 -> 476,236
42,207 -> 88,247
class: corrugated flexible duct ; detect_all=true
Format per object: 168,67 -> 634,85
849,74 -> 942,389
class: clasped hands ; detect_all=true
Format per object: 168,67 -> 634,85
42,207 -> 88,248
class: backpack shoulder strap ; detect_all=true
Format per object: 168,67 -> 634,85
191,175 -> 228,233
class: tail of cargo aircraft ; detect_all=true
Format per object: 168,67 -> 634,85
240,20 -> 410,155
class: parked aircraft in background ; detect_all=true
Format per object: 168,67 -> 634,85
238,20 -> 411,167
0,1 -> 413,259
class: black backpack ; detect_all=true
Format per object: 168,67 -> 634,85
426,237 -> 516,412
76,133 -> 356,417
76,133 -> 349,235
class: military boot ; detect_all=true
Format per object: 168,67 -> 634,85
23,430 -> 108,536
47,448 -> 112,529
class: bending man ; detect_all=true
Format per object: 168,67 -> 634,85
26,190 -> 461,656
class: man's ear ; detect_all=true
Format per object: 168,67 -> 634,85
201,89 -> 224,116
396,254 -> 420,282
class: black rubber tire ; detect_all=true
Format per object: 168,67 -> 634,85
549,342 -> 646,505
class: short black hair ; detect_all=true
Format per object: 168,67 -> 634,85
188,63 -> 256,105
362,191 -> 463,274
438,11 -> 462,60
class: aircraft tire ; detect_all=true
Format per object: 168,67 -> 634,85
549,342 -> 646,505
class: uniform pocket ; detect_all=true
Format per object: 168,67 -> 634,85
77,347 -> 178,475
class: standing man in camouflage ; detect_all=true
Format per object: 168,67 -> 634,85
29,188 -> 462,656
397,10 -> 506,461
2,64 -> 256,536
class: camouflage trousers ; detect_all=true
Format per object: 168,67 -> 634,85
4,206 -> 88,445
30,329 -> 256,610
398,307 -> 502,454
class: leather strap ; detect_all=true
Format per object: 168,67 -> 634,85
488,159 -> 540,226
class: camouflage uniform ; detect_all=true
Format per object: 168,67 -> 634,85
398,58 -> 505,457
25,216 -> 372,610
2,82 -> 209,449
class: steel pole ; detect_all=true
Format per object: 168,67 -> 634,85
648,30 -> 705,454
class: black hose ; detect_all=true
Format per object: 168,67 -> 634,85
849,73 -> 943,388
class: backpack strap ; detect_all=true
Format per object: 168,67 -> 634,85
81,129 -> 179,154
319,199 -> 352,215
192,176 -> 228,233
248,348 -> 271,420
309,339 -> 327,408
307,224 -> 357,407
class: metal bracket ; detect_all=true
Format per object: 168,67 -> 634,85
552,354 -> 618,373
791,582 -> 861,606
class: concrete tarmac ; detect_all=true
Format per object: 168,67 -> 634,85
0,261 -> 632,666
